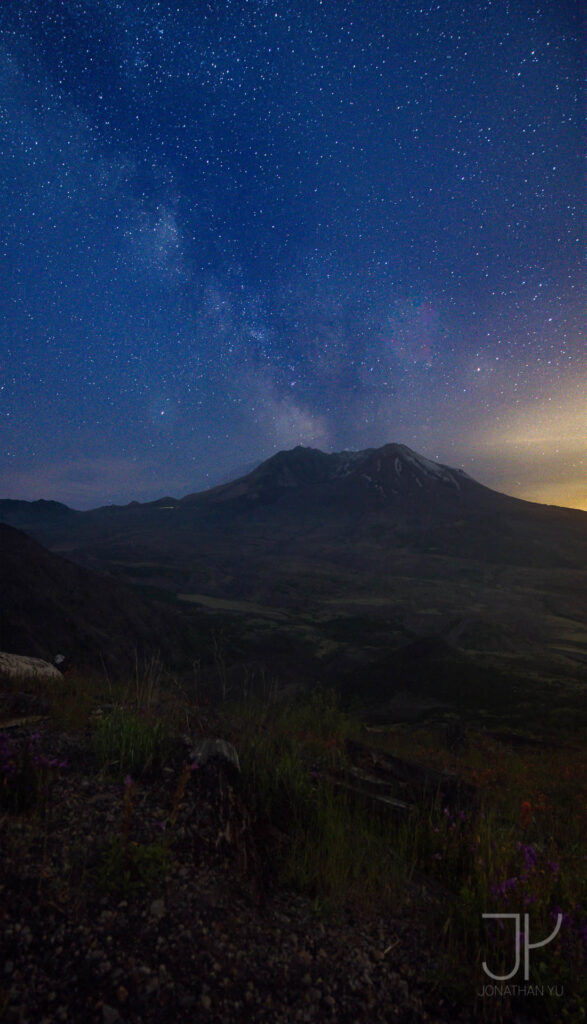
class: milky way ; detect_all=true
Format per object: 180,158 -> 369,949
0,1 -> 584,509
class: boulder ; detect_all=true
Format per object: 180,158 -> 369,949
0,652 -> 63,685
189,737 -> 240,773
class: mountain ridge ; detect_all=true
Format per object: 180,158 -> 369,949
0,523 -> 208,671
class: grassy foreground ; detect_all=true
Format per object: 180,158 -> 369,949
217,691 -> 586,1022
0,666 -> 585,1022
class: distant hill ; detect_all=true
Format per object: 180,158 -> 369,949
0,523 -> 207,673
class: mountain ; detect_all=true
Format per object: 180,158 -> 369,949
3,443 -> 584,570
189,443 -> 477,507
209,457 -> 264,488
1,443 -> 586,725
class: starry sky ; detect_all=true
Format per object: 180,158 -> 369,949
0,1 -> 584,511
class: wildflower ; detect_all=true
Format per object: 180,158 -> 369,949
124,774 -> 133,789
547,860 -> 559,876
491,877 -> 518,900
520,800 -> 532,829
39,754 -> 67,770
519,843 -> 537,870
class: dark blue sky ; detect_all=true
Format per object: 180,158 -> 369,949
1,1 -> 584,509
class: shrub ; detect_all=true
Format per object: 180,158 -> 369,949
98,835 -> 168,897
228,689 -> 409,906
97,773 -> 169,897
93,706 -> 170,776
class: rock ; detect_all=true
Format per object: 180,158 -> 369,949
189,737 -> 240,773
177,985 -> 197,1010
102,1004 -> 121,1024
0,651 -> 62,685
150,899 -> 166,921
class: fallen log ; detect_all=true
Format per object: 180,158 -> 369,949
347,763 -> 410,798
345,738 -> 478,809
0,715 -> 49,730
331,777 -> 414,817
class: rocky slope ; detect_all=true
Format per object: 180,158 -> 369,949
0,716 -> 468,1024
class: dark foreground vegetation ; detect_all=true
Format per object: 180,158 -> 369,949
0,663 -> 585,1023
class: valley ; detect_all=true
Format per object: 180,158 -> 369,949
1,443 -> 585,737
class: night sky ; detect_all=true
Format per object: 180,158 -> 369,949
1,1 -> 584,511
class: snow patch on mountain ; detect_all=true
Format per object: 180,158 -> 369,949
395,446 -> 462,490
326,443 -> 475,495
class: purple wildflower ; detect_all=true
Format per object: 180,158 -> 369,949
520,844 -> 538,870
491,877 -> 518,900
